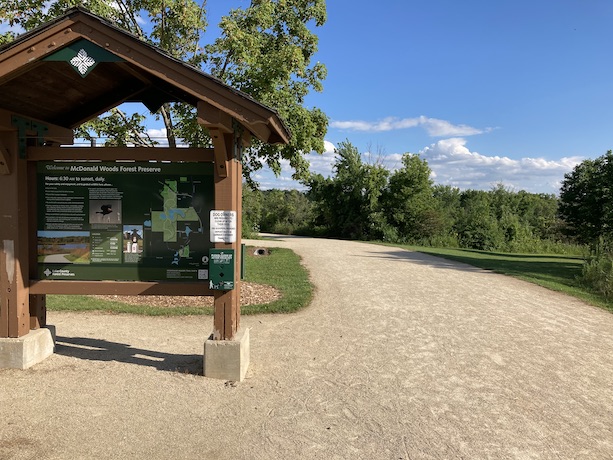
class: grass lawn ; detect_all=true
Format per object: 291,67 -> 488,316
377,243 -> 613,313
47,246 -> 313,316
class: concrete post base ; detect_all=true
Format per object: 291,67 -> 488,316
204,327 -> 250,381
0,326 -> 56,369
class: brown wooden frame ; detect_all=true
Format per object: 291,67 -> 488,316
0,8 -> 288,341
25,145 -> 239,338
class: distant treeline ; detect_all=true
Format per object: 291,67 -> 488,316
243,144 -> 613,299
243,141 -> 579,255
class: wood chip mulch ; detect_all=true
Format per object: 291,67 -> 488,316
89,281 -> 281,308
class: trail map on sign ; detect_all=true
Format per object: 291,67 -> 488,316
151,180 -> 201,243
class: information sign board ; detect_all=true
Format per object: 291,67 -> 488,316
210,210 -> 237,243
37,161 -> 214,281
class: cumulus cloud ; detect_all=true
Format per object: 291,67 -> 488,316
146,128 -> 188,147
418,138 -> 582,193
246,136 -> 580,194
305,140 -> 337,176
330,116 -> 488,137
147,128 -> 168,140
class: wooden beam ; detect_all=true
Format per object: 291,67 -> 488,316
27,146 -> 215,162
29,280 -> 214,296
209,129 -> 230,178
197,100 -> 233,134
248,121 -> 273,146
0,22 -> 80,82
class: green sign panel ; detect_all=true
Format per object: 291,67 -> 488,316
209,249 -> 235,290
37,161 -> 214,282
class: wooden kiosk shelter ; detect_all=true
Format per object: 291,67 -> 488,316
0,7 -> 289,379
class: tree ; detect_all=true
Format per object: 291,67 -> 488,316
242,184 -> 263,237
432,184 -> 462,245
258,189 -> 313,235
454,190 -> 503,250
559,151 -> 613,248
0,0 -> 328,183
307,140 -> 388,240
381,153 -> 440,242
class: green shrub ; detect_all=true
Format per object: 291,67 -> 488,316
581,252 -> 613,299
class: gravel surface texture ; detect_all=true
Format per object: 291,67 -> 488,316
1,235 -> 613,459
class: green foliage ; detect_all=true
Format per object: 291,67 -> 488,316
0,31 -> 14,45
241,185 -> 314,237
559,151 -> 613,248
259,189 -> 314,235
75,108 -> 157,147
453,190 -> 503,250
307,140 -> 389,240
242,184 -> 263,238
295,142 -> 567,253
0,0 -> 328,183
205,0 -> 328,181
382,153 -> 440,241
581,251 -> 613,299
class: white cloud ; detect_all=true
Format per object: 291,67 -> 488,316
248,137 -> 580,194
330,116 -> 487,137
418,138 -> 582,193
305,140 -> 337,176
145,128 -> 188,147
147,128 -> 167,140
253,140 -> 337,189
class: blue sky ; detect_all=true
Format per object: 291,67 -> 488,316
3,1 -> 612,193
252,0 -> 613,193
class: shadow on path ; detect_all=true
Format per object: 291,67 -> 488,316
360,247 -> 583,287
55,336 -> 202,375
359,249 -> 487,272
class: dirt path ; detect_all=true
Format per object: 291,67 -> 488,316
43,253 -> 71,263
2,236 -> 613,459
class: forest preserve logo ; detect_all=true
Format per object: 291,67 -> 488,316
43,268 -> 75,277
70,49 -> 96,75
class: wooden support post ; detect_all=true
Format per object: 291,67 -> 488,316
0,132 -> 30,338
29,294 -> 46,330
212,132 -> 242,340
27,161 -> 45,329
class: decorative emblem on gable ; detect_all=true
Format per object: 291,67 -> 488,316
43,38 -> 124,78
70,49 -> 96,76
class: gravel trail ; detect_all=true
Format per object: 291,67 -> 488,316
1,236 -> 612,459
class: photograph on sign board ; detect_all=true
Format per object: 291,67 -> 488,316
37,230 -> 91,264
89,199 -> 122,225
123,225 -> 144,263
